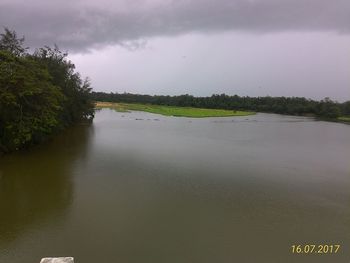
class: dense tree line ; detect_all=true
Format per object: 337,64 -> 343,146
0,29 -> 94,153
92,92 -> 350,119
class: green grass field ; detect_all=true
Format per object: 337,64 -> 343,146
96,102 -> 255,118
338,116 -> 350,122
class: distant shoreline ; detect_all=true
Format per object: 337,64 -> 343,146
95,101 -> 350,125
91,92 -> 350,122
95,102 -> 255,118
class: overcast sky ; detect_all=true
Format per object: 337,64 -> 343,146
1,0 -> 349,101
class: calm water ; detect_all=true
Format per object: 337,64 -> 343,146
0,109 -> 349,263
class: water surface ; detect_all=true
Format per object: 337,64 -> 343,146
1,109 -> 349,263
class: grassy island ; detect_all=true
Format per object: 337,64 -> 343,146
95,102 -> 255,118
338,116 -> 350,123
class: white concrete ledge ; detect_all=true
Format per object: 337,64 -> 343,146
40,257 -> 74,263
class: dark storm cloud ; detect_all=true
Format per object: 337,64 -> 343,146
1,0 -> 349,51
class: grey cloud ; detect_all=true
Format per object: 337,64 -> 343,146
0,0 -> 349,52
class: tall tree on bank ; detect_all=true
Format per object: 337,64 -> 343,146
0,28 -> 94,153
33,46 -> 94,126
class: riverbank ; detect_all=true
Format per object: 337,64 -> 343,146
336,116 -> 350,125
95,102 -> 255,118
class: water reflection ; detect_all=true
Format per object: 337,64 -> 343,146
0,124 -> 93,246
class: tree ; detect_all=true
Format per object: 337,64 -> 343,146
33,46 -> 94,125
317,98 -> 341,119
0,50 -> 64,152
341,101 -> 350,116
0,29 -> 94,153
0,28 -> 28,56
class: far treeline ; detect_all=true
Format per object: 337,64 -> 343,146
0,28 -> 94,153
92,92 -> 350,119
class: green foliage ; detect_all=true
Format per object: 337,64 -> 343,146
316,97 -> 341,119
0,28 -> 27,56
33,46 -> 94,125
0,29 -> 94,153
340,101 -> 350,116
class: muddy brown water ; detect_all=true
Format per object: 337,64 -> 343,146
0,109 -> 349,263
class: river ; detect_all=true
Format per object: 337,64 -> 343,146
0,108 -> 349,263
